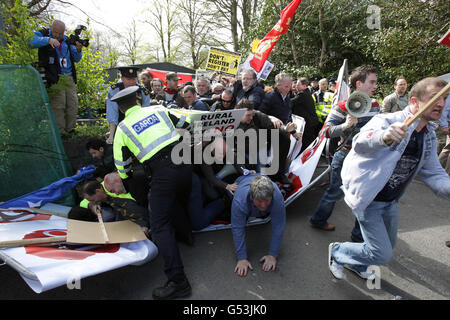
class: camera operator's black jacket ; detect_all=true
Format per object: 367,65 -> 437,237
37,28 -> 77,87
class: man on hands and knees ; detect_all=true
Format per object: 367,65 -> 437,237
231,175 -> 286,276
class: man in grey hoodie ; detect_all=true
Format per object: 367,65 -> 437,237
328,77 -> 450,280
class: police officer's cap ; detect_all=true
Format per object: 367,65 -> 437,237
329,79 -> 336,86
110,85 -> 139,105
118,66 -> 140,78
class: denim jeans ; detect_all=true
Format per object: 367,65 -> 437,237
188,173 -> 225,231
310,151 -> 346,226
332,200 -> 399,268
310,150 -> 362,239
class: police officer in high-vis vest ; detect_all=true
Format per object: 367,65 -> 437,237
110,85 -> 193,300
106,66 -> 151,144
312,78 -> 334,123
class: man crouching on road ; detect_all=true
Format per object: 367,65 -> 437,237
231,174 -> 286,276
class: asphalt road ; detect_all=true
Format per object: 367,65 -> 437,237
1,164 -> 449,302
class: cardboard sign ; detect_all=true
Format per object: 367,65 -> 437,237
206,47 -> 242,76
66,219 -> 147,244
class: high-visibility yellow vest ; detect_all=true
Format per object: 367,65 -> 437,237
113,105 -> 190,179
79,181 -> 135,209
313,91 -> 334,120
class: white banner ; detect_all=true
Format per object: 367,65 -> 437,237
285,135 -> 328,206
240,53 -> 274,81
0,210 -> 158,293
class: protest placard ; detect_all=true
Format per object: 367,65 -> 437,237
206,47 -> 242,76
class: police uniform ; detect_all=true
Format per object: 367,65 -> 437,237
110,86 -> 193,299
312,89 -> 334,123
106,66 -> 151,127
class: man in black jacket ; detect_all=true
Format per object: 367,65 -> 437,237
291,77 -> 322,151
235,69 -> 266,110
31,20 -> 83,135
260,73 -> 293,125
236,99 -> 294,185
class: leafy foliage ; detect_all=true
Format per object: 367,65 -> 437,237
0,0 -> 39,65
246,0 -> 450,96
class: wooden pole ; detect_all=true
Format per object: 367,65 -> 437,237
405,82 -> 450,127
385,82 -> 450,145
0,236 -> 67,249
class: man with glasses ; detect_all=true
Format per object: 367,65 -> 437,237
210,89 -> 235,111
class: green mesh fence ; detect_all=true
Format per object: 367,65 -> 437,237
0,65 -> 76,206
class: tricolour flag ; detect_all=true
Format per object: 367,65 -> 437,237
249,0 -> 302,72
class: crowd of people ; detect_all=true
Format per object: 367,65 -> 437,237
33,20 -> 450,300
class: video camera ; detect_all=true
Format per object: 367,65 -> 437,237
67,25 -> 89,47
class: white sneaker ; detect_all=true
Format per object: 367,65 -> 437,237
344,265 -> 376,280
328,242 -> 344,279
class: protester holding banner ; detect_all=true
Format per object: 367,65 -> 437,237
309,65 -> 379,241
329,77 -> 450,280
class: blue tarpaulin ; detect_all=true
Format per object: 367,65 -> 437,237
0,165 -> 95,209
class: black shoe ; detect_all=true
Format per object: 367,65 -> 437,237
152,278 -> 192,300
446,241 -> 450,248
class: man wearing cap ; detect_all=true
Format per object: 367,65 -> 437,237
110,85 -> 193,300
106,66 -> 151,144
164,72 -> 182,103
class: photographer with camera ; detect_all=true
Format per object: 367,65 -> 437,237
31,20 -> 86,135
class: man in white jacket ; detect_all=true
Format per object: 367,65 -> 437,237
328,77 -> 450,280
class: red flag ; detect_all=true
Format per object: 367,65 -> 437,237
438,29 -> 450,46
145,68 -> 193,86
250,0 -> 302,72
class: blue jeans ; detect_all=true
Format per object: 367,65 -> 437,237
332,200 -> 399,268
188,173 -> 225,231
310,152 -> 362,239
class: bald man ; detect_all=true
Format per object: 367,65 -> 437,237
31,20 -> 83,135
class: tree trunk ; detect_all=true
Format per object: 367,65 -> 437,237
318,5 -> 327,68
230,0 -> 239,52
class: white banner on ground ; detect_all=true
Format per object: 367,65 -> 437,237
0,210 -> 158,293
